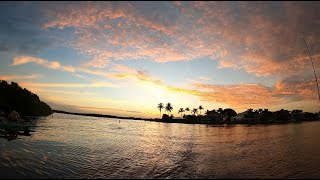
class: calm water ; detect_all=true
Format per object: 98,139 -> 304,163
1,113 -> 320,179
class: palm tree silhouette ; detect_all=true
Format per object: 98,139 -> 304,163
205,110 -> 209,116
185,107 -> 190,115
165,103 -> 173,116
178,108 -> 184,118
192,108 -> 198,116
157,103 -> 164,118
199,105 -> 203,115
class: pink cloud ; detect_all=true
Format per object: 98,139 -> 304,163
42,2 -> 126,29
166,76 -> 320,110
41,2 -> 220,66
40,2 -> 320,79
190,83 -> 281,109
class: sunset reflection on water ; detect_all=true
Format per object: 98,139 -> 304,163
1,113 -> 320,178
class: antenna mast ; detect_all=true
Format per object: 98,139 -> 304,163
304,38 -> 320,116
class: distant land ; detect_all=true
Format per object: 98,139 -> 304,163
53,110 -> 152,121
53,108 -> 320,126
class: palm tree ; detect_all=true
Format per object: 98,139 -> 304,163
199,105 -> 203,115
157,103 -> 164,118
192,108 -> 198,116
247,108 -> 254,118
205,110 -> 209,116
185,107 -> 190,115
165,103 -> 173,116
178,108 -> 184,118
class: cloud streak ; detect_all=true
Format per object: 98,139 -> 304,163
12,56 -> 75,72
12,55 -> 164,86
0,74 -> 41,81
68,105 -> 142,114
166,78 -> 320,110
34,89 -> 96,95
166,83 -> 280,109
20,82 -> 118,88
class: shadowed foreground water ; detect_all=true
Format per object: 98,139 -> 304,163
1,113 -> 320,179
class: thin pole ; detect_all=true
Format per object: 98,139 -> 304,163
304,38 -> 320,116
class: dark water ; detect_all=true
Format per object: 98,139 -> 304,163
1,113 -> 320,179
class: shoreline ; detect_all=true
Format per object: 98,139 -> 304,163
53,111 -> 320,126
143,118 -> 320,126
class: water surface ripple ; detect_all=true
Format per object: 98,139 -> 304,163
1,113 -> 320,179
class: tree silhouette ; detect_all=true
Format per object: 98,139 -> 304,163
178,108 -> 184,118
165,103 -> 173,116
223,108 -> 237,118
199,105 -> 203,115
245,108 -> 254,118
217,108 -> 223,114
205,110 -> 209,116
192,108 -> 198,115
157,103 -> 164,118
185,107 -> 190,115
0,80 -> 52,117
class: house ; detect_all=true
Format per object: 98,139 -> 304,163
232,109 -> 259,123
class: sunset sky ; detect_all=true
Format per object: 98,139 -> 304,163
0,1 -> 319,118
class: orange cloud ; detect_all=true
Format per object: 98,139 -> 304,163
12,56 -> 75,73
0,74 -> 41,81
41,2 -> 220,67
172,83 -> 281,109
40,1 -> 320,79
135,71 -> 163,85
166,78 -> 319,110
11,56 -> 43,66
20,82 -> 118,88
191,1 -> 320,77
70,105 -> 141,114
42,2 -> 126,29
34,89 -> 96,95
12,55 -> 165,87
274,79 -> 318,100
51,2 -> 320,78
35,1 -> 320,84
